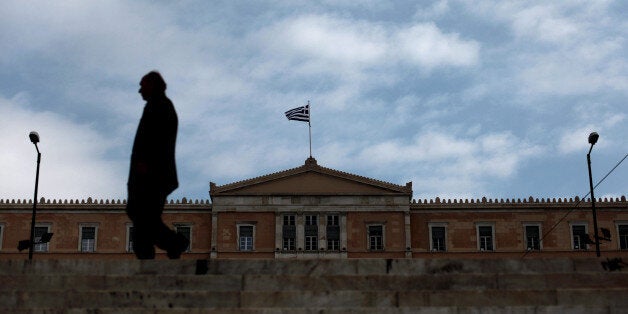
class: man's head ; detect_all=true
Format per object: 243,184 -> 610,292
139,71 -> 167,100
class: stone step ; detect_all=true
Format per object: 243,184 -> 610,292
2,289 -> 628,310
244,273 -> 628,291
2,258 -> 624,312
0,258 -> 607,276
0,259 -> 197,276
0,274 -> 242,292
3,306 -> 628,314
2,273 -> 627,292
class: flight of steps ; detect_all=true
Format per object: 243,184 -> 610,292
1,258 -> 627,313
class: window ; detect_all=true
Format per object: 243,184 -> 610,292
34,225 -> 51,252
305,236 -> 317,251
618,224 -> 628,250
477,224 -> 494,251
238,225 -> 254,251
326,215 -> 340,251
429,224 -> 447,252
524,225 -> 541,251
79,225 -> 97,252
282,214 -> 296,251
126,224 -> 134,253
305,215 -> 318,251
368,225 -> 384,251
571,224 -> 588,250
174,224 -> 192,252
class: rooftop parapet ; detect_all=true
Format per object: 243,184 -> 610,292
2,195 -> 625,209
0,197 -> 211,206
411,195 -> 627,208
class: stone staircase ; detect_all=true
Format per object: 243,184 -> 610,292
1,258 -> 627,313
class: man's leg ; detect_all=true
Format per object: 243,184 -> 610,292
126,188 -> 158,259
128,188 -> 188,259
151,218 -> 176,251
132,219 -> 156,259
151,210 -> 189,259
144,193 -> 188,259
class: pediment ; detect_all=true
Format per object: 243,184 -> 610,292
210,158 -> 412,196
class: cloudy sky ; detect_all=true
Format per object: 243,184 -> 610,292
1,0 -> 626,203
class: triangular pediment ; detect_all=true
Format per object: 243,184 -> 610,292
210,158 -> 412,196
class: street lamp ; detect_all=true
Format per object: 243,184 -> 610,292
587,132 -> 600,257
28,131 -> 41,260
17,131 -> 52,258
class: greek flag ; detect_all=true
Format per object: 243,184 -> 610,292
285,105 -> 310,122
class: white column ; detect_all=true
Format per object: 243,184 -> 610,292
275,213 -> 282,258
296,213 -> 304,252
319,213 -> 326,252
341,213 -> 348,258
405,211 -> 412,258
210,212 -> 218,259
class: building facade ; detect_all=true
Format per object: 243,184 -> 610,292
1,158 -> 627,260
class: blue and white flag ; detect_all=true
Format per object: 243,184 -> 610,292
285,105 -> 310,122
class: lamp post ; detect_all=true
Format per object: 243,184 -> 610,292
586,132 -> 600,257
28,131 -> 41,260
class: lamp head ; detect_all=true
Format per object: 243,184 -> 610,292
588,132 -> 599,145
29,131 -> 40,144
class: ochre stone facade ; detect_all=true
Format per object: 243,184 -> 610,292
0,200 -> 212,259
1,158 -> 627,260
410,198 -> 628,258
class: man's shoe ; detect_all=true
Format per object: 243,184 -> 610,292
168,234 -> 190,259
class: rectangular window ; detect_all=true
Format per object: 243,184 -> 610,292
305,236 -> 317,251
34,225 -> 51,252
282,214 -> 296,251
524,225 -> 541,251
430,226 -> 447,252
305,215 -> 318,226
238,225 -> 254,251
368,225 -> 384,251
619,225 -> 628,250
305,215 -> 318,251
284,214 -> 296,226
477,225 -> 494,251
572,224 -> 588,250
79,226 -> 97,252
127,225 -> 134,253
283,237 -> 295,251
326,215 -> 340,251
174,224 -> 192,252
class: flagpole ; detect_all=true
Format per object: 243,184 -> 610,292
308,100 -> 312,158
284,102 -> 312,158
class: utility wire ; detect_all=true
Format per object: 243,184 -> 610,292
521,153 -> 628,259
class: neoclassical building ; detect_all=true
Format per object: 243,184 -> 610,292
1,158 -> 627,260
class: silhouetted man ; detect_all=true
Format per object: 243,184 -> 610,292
126,71 -> 188,259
